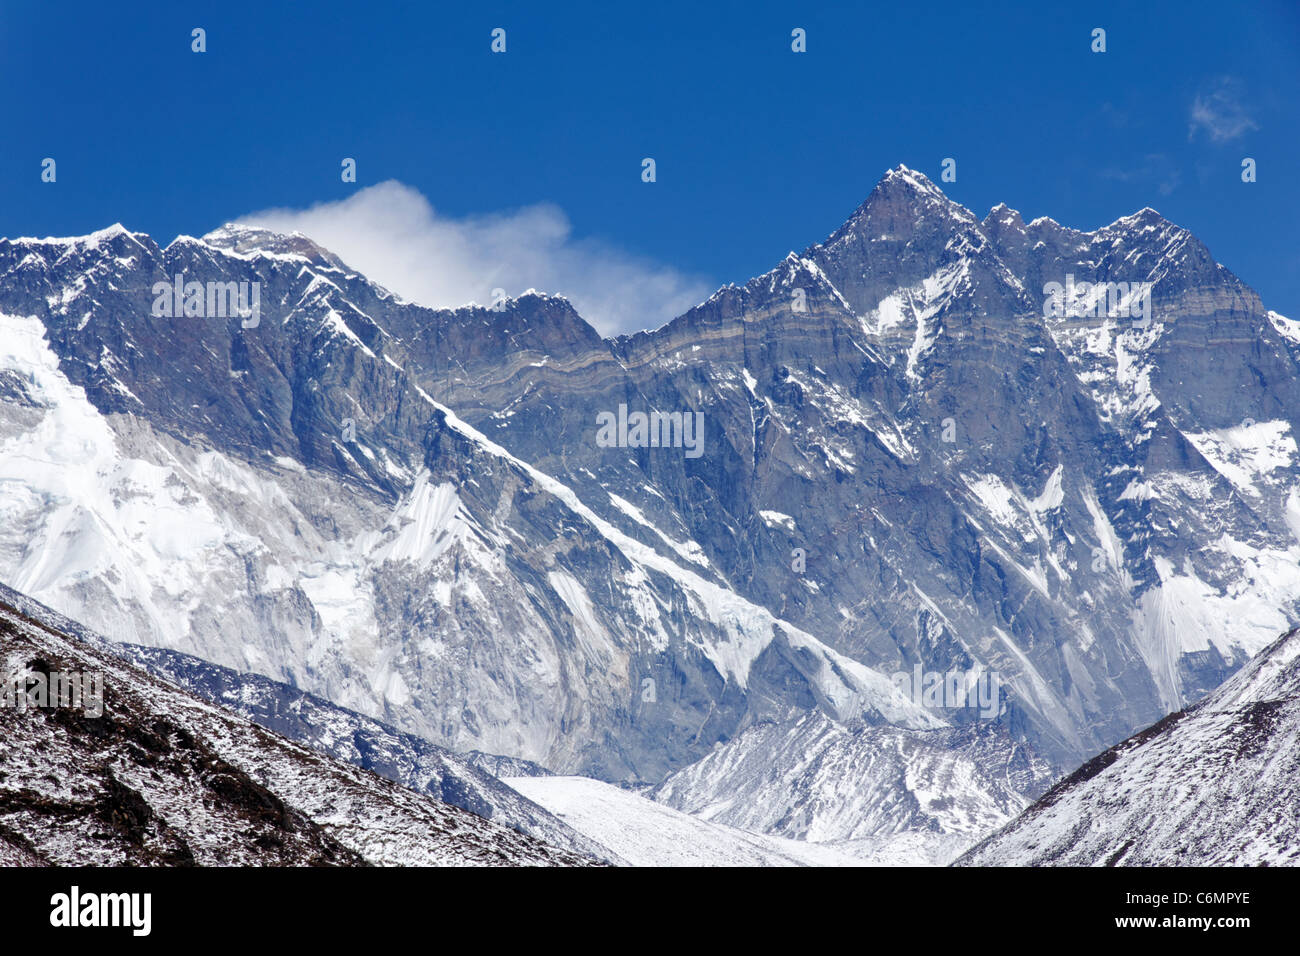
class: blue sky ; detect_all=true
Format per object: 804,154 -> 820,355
2,0 -> 1297,332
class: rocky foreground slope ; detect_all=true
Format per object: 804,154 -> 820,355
0,597 -> 596,866
0,580 -> 608,860
956,626 -> 1300,866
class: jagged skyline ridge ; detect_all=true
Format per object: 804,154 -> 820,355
14,164 -> 1253,340
5,2 -> 1294,321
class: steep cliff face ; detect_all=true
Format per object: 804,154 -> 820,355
1,166 -> 1296,792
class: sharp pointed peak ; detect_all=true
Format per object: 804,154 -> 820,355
1112,206 -> 1166,224
1100,206 -> 1185,237
983,202 -> 1026,230
865,164 -> 973,220
818,164 -> 976,249
877,163 -> 947,195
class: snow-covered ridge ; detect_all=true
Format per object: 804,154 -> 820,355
2,222 -> 149,250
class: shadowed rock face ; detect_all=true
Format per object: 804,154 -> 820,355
0,166 -> 1297,792
0,597 -> 599,866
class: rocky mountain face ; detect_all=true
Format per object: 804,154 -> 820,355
0,596 -> 597,866
1,166 -> 1296,818
956,625 -> 1300,866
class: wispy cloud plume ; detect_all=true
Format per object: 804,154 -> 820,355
1188,77 -> 1258,143
233,182 -> 714,337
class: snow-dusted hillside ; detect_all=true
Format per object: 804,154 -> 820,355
0,580 -> 609,861
956,626 -> 1300,866
0,596 -> 597,866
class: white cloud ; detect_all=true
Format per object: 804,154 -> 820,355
1188,78 -> 1258,143
234,181 -> 714,336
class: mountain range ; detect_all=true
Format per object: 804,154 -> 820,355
2,165 -> 1297,861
